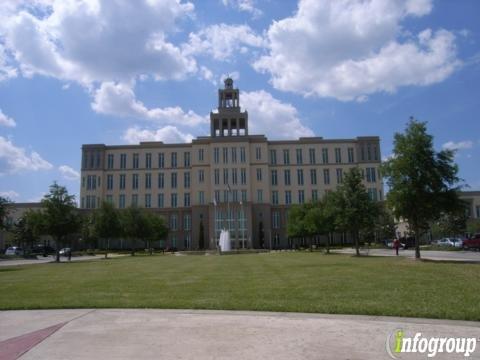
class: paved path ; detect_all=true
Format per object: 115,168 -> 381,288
332,248 -> 480,262
0,254 -> 126,267
0,309 -> 479,359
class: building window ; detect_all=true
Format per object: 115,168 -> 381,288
184,193 -> 190,207
198,170 -> 205,183
283,149 -> 290,165
272,191 -> 279,205
107,174 -> 114,190
366,167 -> 376,183
145,153 -> 152,169
373,145 -> 378,161
257,190 -> 263,202
232,168 -> 238,185
132,174 -> 139,190
336,168 -> 343,184
198,191 -> 205,205
145,194 -> 151,208
171,193 -> 178,208
158,173 -> 164,189
322,148 -> 329,164
309,148 -> 316,164
240,147 -> 246,163
310,169 -> 317,185
285,191 -> 292,205
171,172 -> 177,188
184,214 -> 191,231
158,193 -> 164,208
214,190 -> 220,204
107,154 -> 114,169
132,153 -> 139,169
170,214 -> 178,231
335,148 -> 342,163
476,206 -> 480,218
368,188 -> 378,201
256,168 -> 262,181
284,169 -> 291,186
298,190 -> 305,204
240,168 -> 247,185
214,147 -> 220,163
232,190 -> 238,202
348,147 -> 354,163
198,148 -> 204,162
270,149 -> 277,165
241,190 -> 247,202
323,169 -> 330,185
131,194 -> 138,207
184,172 -> 190,188
296,149 -> 303,164
272,211 -> 280,229
255,147 -> 261,160
223,147 -> 228,163
105,195 -> 114,205
184,152 -> 190,167
231,147 -> 237,163
171,152 -> 177,168
145,173 -> 151,189
223,168 -> 229,184
297,169 -> 304,186
120,154 -> 127,169
119,194 -> 125,209
119,174 -> 126,190
312,190 -> 318,202
214,169 -> 220,185
158,153 -> 165,168
271,170 -> 278,186
367,144 -> 372,161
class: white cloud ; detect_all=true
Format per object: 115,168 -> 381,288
123,126 -> 194,144
184,23 -> 265,61
221,0 -> 262,18
241,90 -> 314,139
0,190 -> 19,199
59,165 -> 79,181
0,109 -> 16,127
1,0 -> 196,85
0,136 -> 53,174
254,0 -> 460,101
92,82 -> 208,127
442,140 -> 474,151
0,44 -> 17,81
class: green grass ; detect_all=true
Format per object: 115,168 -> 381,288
0,252 -> 479,321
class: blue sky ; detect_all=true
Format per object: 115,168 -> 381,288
0,0 -> 479,203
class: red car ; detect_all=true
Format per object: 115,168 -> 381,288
463,234 -> 480,250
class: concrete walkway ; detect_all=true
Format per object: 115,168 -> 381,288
332,248 -> 480,262
0,310 -> 479,359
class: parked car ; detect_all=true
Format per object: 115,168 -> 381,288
433,238 -> 455,247
463,234 -> 480,251
31,244 -> 55,254
4,246 -> 24,256
59,248 -> 71,256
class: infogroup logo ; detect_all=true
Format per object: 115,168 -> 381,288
386,329 -> 478,358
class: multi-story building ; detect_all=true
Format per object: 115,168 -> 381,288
80,78 -> 383,249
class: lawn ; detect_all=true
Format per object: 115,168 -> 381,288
0,252 -> 479,321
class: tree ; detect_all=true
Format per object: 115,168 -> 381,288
41,182 -> 80,262
0,196 -> 12,230
374,203 -> 397,241
12,211 -> 42,254
94,201 -> 122,259
434,200 -> 469,238
287,203 -> 315,250
121,206 -> 148,256
81,212 -> 98,250
145,213 -> 168,254
335,168 -> 377,256
382,119 -> 463,259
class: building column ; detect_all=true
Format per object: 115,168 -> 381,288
236,119 -> 240,136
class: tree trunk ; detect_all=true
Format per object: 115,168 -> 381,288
354,231 -> 360,256
104,238 -> 109,259
55,238 -> 60,262
413,225 -> 421,259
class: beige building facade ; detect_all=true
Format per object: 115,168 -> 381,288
80,79 -> 383,250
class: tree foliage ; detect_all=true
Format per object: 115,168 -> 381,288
94,201 -> 122,258
41,182 -> 80,262
382,119 -> 463,258
0,196 -> 12,230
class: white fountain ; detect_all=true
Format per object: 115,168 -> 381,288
218,229 -> 231,252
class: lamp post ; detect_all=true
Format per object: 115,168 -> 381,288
240,200 -> 244,249
226,184 -> 231,247
213,197 -> 218,250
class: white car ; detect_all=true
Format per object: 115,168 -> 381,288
434,238 -> 462,247
4,246 -> 24,256
59,248 -> 71,256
